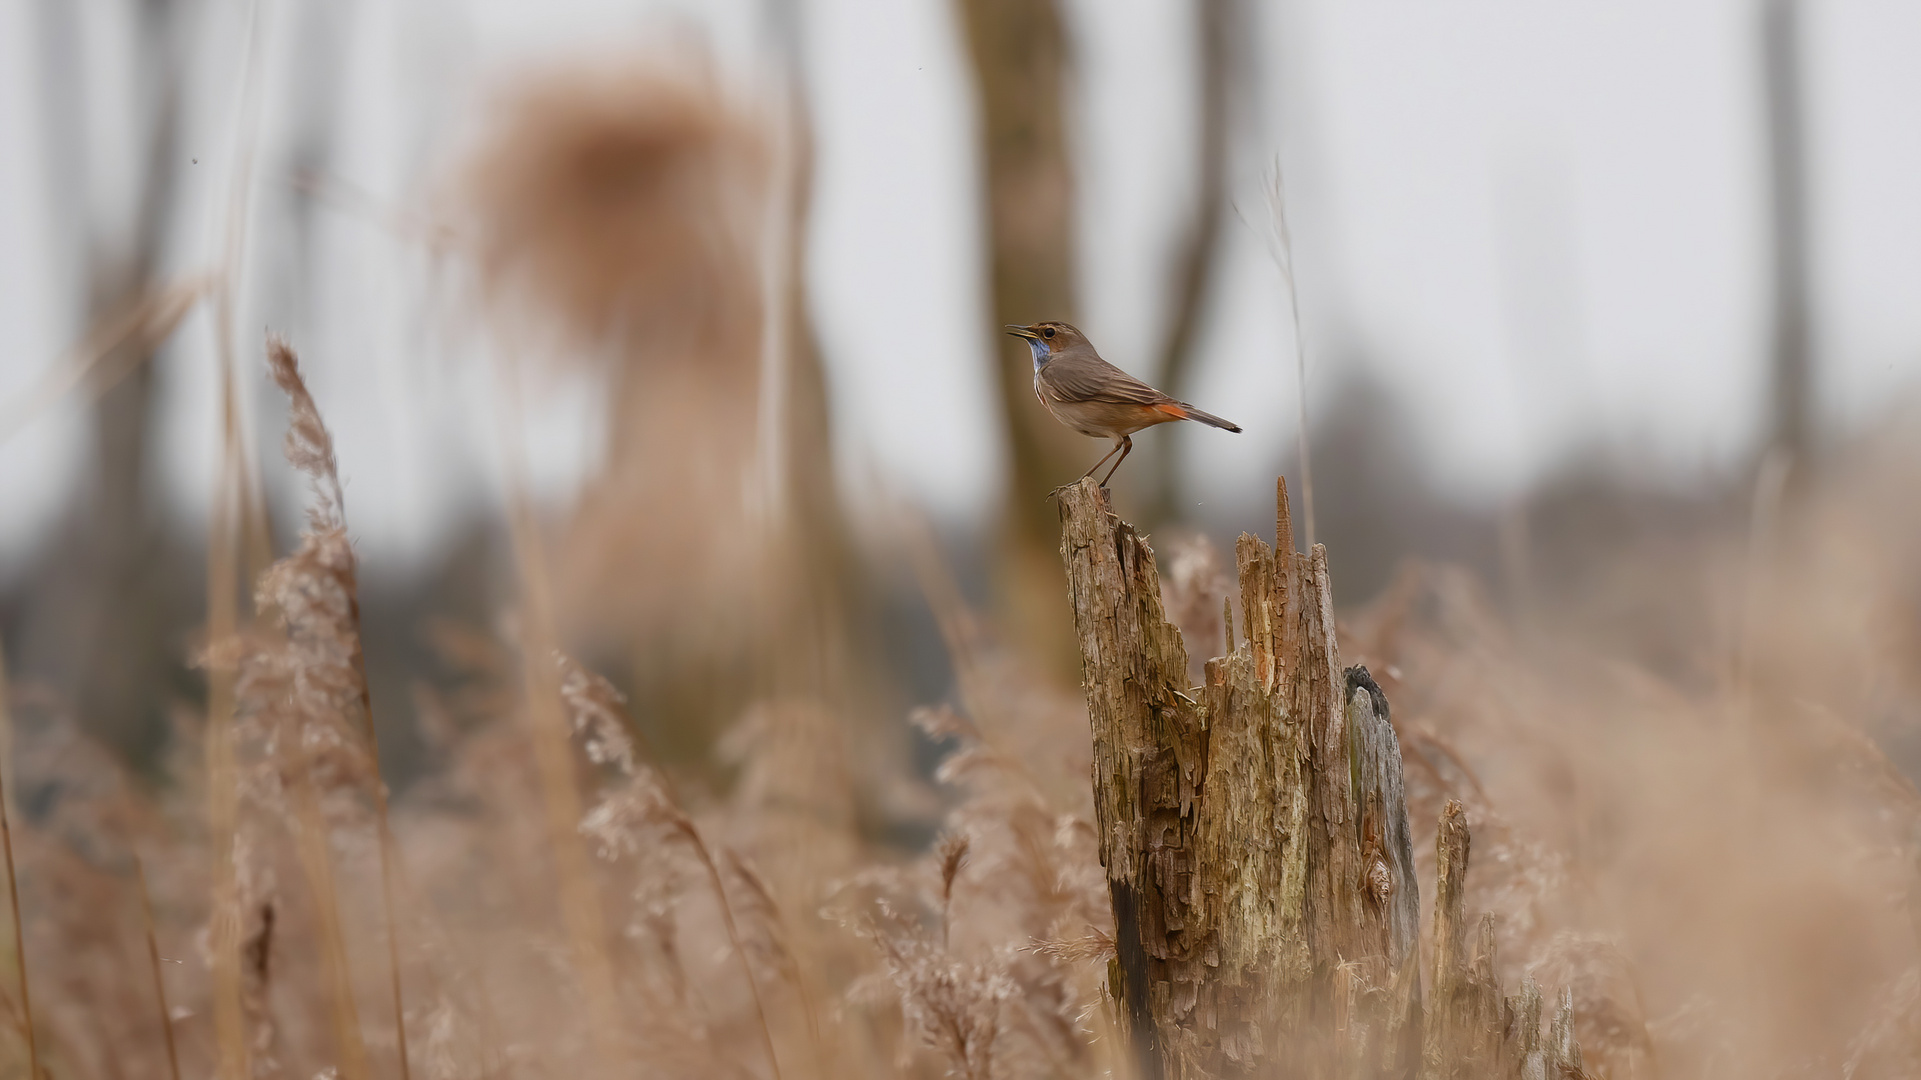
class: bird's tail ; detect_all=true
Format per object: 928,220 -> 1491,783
1165,401 -> 1241,433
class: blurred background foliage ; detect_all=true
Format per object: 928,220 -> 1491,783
0,1 -> 1918,1075
4,0 -> 1912,776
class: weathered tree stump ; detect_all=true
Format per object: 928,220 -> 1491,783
1056,478 -> 1587,1080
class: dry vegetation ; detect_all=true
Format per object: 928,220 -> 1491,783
2,54 -> 1920,1080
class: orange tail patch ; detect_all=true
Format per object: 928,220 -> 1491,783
1153,402 -> 1190,420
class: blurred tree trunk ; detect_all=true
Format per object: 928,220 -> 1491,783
21,0 -> 192,756
761,25 -> 881,854
272,0 -> 352,336
1761,0 -> 1813,474
1146,0 -> 1239,526
768,10 -> 862,717
955,0 -> 1086,678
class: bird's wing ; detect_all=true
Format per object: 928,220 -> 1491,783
1041,355 -> 1169,406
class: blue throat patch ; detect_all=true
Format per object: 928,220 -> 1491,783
1026,337 -> 1051,370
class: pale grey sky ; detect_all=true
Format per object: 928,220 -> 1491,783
1,0 -> 1917,567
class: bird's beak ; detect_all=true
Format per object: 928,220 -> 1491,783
1005,325 -> 1041,340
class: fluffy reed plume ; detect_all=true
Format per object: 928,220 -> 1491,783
903,706 -> 1112,1079
812,549 -> 1114,1080
453,64 -> 764,352
197,336 -> 409,1080
870,526 -> 1121,1078
857,899 -> 1017,1080
449,59 -> 782,749
231,341 -> 377,807
557,653 -> 788,1080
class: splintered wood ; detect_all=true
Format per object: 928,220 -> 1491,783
1057,477 -> 1588,1080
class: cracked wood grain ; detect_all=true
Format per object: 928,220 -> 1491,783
1059,477 -> 1587,1080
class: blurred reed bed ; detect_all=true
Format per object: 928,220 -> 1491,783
0,53 -> 1918,1080
1331,411 -> 1921,1079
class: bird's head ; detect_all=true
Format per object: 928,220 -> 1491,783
1005,321 -> 1086,370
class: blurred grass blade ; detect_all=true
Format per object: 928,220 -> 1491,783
0,276 -> 205,445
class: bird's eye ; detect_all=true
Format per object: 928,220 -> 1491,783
1042,327 -> 1056,339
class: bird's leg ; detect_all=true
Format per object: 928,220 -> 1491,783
1079,438 -> 1127,481
1096,436 -> 1133,487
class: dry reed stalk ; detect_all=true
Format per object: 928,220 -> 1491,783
207,6 -> 269,1073
716,697 -> 866,1080
213,0 -> 273,591
206,374 -> 247,1080
0,275 -> 206,443
0,647 -> 12,856
362,735 -> 411,1080
562,657 -> 790,1080
1258,160 -> 1316,549
896,514 -> 1027,778
685,828 -> 784,1080
725,853 -> 829,1080
237,436 -> 277,590
135,854 -> 182,1080
1735,447 -> 1792,725
277,745 -> 369,1079
290,171 -> 452,252
0,761 -> 34,1077
491,355 -> 626,1072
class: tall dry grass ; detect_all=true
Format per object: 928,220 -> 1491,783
2,48 -> 1919,1080
1330,413 -> 1921,1079
6,388 -> 1917,1079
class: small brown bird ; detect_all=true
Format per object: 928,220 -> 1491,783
1008,321 -> 1242,487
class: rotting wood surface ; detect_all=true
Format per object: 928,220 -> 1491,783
1057,477 -> 1589,1080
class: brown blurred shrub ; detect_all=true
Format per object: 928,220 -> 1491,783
448,59 -> 780,749
455,62 -> 766,354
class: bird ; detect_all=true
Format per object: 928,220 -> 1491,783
1007,321 -> 1241,488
